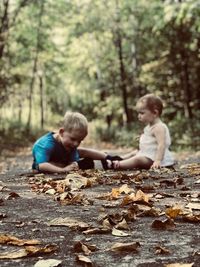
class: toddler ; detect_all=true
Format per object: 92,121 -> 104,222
108,94 -> 174,170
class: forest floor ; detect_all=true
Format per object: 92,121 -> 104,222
0,147 -> 200,267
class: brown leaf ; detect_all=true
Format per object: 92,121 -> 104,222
115,218 -> 129,230
82,227 -> 110,235
182,214 -> 200,223
25,244 -> 58,256
152,218 -> 176,230
139,207 -> 162,217
155,245 -> 171,254
109,242 -> 141,252
76,254 -> 93,265
0,244 -> 57,259
0,234 -> 41,246
6,192 -> 20,200
120,190 -> 150,207
74,241 -> 98,255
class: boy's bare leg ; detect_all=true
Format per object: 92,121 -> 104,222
111,156 -> 153,170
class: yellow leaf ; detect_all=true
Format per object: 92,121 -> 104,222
119,184 -> 133,194
165,206 -> 182,219
111,188 -> 120,199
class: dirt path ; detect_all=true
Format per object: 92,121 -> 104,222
0,150 -> 200,267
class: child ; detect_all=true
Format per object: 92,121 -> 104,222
32,111 -> 116,173
108,94 -> 174,170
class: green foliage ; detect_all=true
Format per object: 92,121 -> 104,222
0,0 -> 199,151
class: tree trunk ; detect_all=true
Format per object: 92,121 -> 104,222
39,75 -> 44,129
113,0 -> 131,124
26,1 -> 44,131
0,0 -> 9,59
115,31 -> 131,124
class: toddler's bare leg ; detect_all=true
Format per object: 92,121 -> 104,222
114,156 -> 153,170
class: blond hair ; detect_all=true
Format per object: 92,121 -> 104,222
63,112 -> 88,135
137,94 -> 163,115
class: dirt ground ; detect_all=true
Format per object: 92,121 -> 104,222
0,149 -> 200,267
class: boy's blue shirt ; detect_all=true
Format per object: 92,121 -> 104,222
32,132 -> 79,170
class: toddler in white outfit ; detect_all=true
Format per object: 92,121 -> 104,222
108,94 -> 174,170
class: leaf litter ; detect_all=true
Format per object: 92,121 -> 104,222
1,161 -> 200,265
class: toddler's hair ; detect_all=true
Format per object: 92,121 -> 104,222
137,94 -> 163,115
63,111 -> 88,134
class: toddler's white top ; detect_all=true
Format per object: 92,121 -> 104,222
136,122 -> 174,166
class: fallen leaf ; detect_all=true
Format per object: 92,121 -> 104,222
0,244 -> 57,259
139,207 -> 162,217
0,234 -> 41,246
6,192 -> 20,200
74,241 -> 97,255
186,203 -> 200,210
112,228 -> 129,237
109,242 -> 140,252
165,206 -> 182,219
64,173 -> 89,190
119,184 -> 133,194
0,248 -> 28,259
45,189 -> 56,195
182,214 -> 200,223
25,244 -> 58,256
82,227 -> 110,235
76,254 -> 93,264
115,218 -> 129,230
49,217 -> 90,230
74,241 -> 92,255
34,259 -> 62,267
164,263 -> 194,267
120,190 -> 150,207
152,218 -> 176,230
155,245 -> 171,254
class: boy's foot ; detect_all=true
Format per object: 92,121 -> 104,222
78,158 -> 94,170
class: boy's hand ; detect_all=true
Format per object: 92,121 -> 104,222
64,162 -> 79,172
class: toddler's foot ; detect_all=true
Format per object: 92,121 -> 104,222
101,155 -> 122,170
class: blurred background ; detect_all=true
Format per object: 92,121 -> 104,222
0,0 -> 199,153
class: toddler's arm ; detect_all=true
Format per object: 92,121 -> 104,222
151,124 -> 166,169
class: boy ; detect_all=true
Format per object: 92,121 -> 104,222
32,111 -> 119,173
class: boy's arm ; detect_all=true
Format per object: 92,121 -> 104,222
151,125 -> 166,168
78,147 -> 107,160
122,150 -> 138,159
38,162 -> 78,173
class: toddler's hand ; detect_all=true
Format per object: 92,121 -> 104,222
151,160 -> 161,169
107,160 -> 120,169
